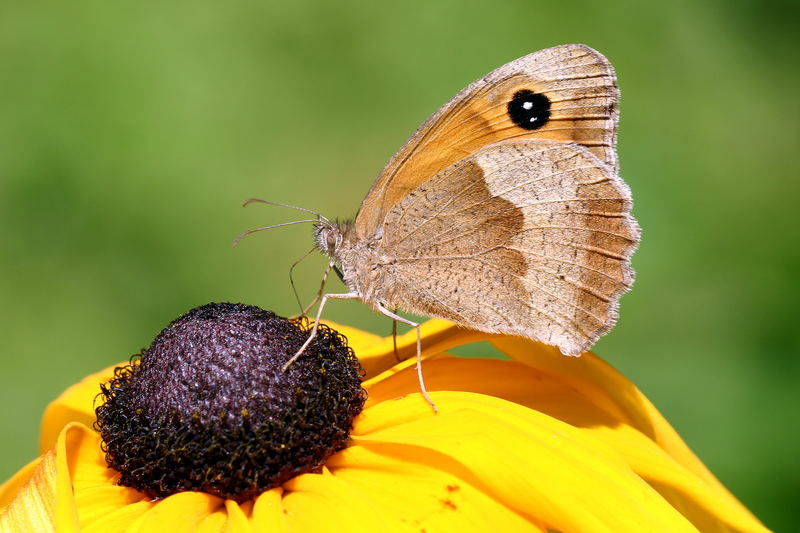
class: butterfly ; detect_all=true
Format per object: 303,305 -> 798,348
247,44 -> 639,409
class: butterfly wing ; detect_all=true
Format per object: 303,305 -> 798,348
354,44 -> 619,239
375,140 -> 639,356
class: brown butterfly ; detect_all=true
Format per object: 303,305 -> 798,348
246,44 -> 639,409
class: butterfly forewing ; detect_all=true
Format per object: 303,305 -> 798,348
355,44 -> 619,238
375,140 -> 639,356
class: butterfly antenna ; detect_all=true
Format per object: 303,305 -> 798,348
243,198 -> 329,222
289,246 -> 317,315
232,219 -> 318,246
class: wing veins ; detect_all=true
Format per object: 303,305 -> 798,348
527,59 -> 600,75
518,225 -> 637,241
470,256 -> 606,328
396,248 -> 614,324
387,156 -> 586,249
502,246 -> 626,282
385,146 -> 570,247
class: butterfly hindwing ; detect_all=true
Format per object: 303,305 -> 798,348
375,140 -> 639,356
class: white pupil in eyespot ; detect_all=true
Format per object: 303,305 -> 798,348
522,101 -> 533,110
529,117 -> 537,122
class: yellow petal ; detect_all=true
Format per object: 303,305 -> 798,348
223,500 -> 253,533
0,425 -> 88,532
283,473 -> 401,533
326,443 -> 545,532
80,501 -> 153,533
39,364 -> 118,452
63,422 -> 119,493
319,320 -> 383,349
491,337 -> 768,531
0,456 -> 43,514
584,424 -> 770,533
364,355 -> 770,533
251,489 -> 288,533
363,354 -> 625,419
195,506 -> 229,533
332,318 -> 486,379
493,338 -> 705,467
355,391 -> 699,533
132,492 -> 223,533
0,451 -> 59,533
74,486 -> 145,528
52,425 -> 84,532
53,423 -> 152,532
41,423 -> 159,533
2,423 -> 159,533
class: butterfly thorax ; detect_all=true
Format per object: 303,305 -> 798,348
314,219 -> 396,309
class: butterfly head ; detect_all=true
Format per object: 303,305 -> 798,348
313,219 -> 354,260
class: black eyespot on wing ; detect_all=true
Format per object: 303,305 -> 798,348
507,90 -> 550,130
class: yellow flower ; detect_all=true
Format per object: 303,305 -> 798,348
0,318 -> 770,533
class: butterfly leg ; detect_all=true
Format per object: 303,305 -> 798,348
301,261 -> 334,317
376,305 -> 437,413
288,246 -> 319,316
391,312 -> 401,362
282,291 -> 359,372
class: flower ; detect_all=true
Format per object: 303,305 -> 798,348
0,316 -> 770,533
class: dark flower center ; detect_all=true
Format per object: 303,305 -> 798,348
95,302 -> 366,502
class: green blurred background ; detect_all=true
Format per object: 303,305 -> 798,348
1,0 -> 797,529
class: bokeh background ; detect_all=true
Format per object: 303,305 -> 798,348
1,0 -> 797,529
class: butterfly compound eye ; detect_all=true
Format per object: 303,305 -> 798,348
326,230 -> 338,253
313,223 -> 341,257
507,89 -> 550,130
